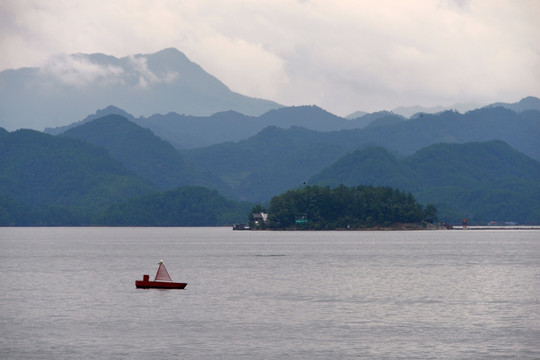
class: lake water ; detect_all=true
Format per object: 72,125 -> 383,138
1,227 -> 539,359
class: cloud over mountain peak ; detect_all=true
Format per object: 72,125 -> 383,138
39,52 -> 181,88
0,48 -> 280,130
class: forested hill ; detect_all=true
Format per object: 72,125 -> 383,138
0,128 -> 156,224
62,114 -> 237,198
265,185 -> 433,230
97,186 -> 251,226
0,127 -> 250,226
184,126 -> 350,201
309,141 -> 540,224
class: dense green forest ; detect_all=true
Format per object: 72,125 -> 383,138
0,195 -> 93,226
0,128 -> 249,226
0,187 -> 250,226
0,128 -> 155,209
265,185 -> 436,230
96,186 -> 251,226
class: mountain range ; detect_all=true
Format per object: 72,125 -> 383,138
3,47 -> 540,134
44,97 -> 540,156
1,48 -> 539,226
2,103 -> 539,224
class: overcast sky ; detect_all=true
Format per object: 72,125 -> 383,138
1,0 -> 539,115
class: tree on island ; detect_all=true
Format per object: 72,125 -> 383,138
266,185 -> 436,230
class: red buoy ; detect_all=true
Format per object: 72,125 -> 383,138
135,261 -> 187,289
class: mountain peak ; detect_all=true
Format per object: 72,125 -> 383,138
44,105 -> 134,135
486,96 -> 540,112
150,47 -> 188,59
0,48 -> 281,130
518,96 -> 540,108
143,47 -> 194,71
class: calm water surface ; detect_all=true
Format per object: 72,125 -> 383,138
1,228 -> 539,359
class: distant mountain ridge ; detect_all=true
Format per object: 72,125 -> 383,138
0,48 -> 281,131
45,96 -> 540,151
47,104 -> 397,148
391,102 -> 482,118
349,97 -> 540,119
46,106 -> 137,135
486,96 -> 540,112
324,107 -> 540,162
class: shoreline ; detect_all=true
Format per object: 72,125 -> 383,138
453,225 -> 540,230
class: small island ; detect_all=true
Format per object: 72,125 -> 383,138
247,185 -> 438,230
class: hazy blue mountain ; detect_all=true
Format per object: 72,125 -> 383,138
486,96 -> 540,112
51,104 -> 382,149
135,110 -> 259,149
392,105 -> 447,118
256,105 -> 367,131
352,97 -> 538,119
45,105 -> 136,135
45,97 -> 538,151
139,105 -> 400,148
0,48 -> 281,131
365,113 -> 407,128
392,102 -> 482,118
324,107 -> 540,161
61,114 -> 237,198
345,110 -> 368,119
343,110 -> 406,129
308,141 -> 540,224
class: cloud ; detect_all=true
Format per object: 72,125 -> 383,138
438,0 -> 472,12
184,35 -> 289,100
1,0 -> 539,114
128,55 -> 179,88
40,54 -> 125,87
38,53 -> 180,89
